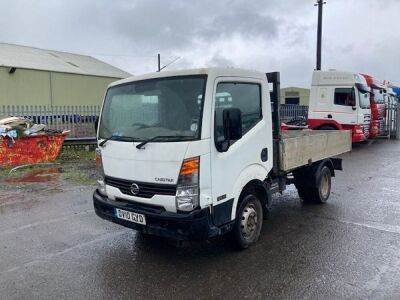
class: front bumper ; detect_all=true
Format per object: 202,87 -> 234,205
93,189 -> 223,241
352,132 -> 367,143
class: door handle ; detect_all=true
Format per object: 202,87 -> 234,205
261,148 -> 268,162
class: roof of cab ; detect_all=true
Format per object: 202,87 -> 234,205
108,67 -> 266,88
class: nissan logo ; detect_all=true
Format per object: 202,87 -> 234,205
130,183 -> 140,195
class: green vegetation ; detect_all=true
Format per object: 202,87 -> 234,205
57,147 -> 95,162
0,148 -> 97,188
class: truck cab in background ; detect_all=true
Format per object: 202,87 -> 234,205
384,86 -> 397,105
307,70 -> 372,143
361,74 -> 386,138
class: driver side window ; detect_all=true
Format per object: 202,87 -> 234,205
334,88 -> 355,106
214,82 -> 262,144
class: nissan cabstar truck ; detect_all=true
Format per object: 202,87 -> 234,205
93,68 -> 351,249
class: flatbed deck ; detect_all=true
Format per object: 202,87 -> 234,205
280,130 -> 352,171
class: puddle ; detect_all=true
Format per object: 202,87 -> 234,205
6,167 -> 61,183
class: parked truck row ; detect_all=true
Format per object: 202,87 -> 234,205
93,68 -> 352,248
307,70 -> 399,143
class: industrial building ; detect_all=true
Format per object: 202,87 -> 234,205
0,43 -> 131,106
280,87 -> 310,105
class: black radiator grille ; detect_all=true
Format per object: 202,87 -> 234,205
363,124 -> 370,137
105,176 -> 176,198
379,119 -> 385,133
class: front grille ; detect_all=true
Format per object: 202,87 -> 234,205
105,176 -> 176,198
363,125 -> 370,137
115,197 -> 166,214
379,119 -> 385,133
363,114 -> 371,123
363,114 -> 371,137
379,106 -> 386,118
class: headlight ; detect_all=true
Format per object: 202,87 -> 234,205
96,148 -> 107,196
176,157 -> 199,212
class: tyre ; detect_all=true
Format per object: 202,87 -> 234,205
306,165 -> 332,204
233,194 -> 263,249
296,185 -> 309,201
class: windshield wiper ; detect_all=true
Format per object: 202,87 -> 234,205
136,135 -> 193,149
99,135 -> 136,147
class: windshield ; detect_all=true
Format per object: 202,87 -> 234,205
372,89 -> 384,104
357,88 -> 370,109
99,75 -> 207,141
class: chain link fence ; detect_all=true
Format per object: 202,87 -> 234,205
0,105 -> 101,138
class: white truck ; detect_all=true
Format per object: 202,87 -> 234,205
93,68 -> 351,249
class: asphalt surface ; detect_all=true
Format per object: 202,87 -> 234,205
1,139 -> 400,299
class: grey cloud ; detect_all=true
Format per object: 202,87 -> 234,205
0,0 -> 399,87
207,53 -> 236,67
110,0 -> 280,53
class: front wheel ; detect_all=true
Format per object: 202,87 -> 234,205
233,194 -> 263,249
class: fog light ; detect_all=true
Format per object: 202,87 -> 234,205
97,179 -> 107,196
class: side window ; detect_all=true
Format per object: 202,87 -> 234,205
334,88 -> 355,106
214,82 -> 262,144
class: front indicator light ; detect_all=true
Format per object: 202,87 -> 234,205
95,148 -> 107,196
176,157 -> 199,212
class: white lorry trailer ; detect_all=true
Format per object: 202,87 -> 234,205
93,68 -> 351,248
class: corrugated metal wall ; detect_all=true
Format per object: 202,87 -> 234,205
0,66 -> 120,106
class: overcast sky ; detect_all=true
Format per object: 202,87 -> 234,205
0,0 -> 399,87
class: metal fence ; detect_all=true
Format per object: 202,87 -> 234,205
279,104 -> 308,123
0,105 -> 101,138
382,101 -> 399,139
1,104 -> 310,139
3,103 -> 398,142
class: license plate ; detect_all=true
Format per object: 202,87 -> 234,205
115,208 -> 146,225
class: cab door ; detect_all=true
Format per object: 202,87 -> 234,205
332,87 -> 358,125
210,77 -> 272,226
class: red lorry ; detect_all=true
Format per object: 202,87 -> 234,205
361,74 -> 386,138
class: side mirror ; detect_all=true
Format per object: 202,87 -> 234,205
352,106 -> 356,111
217,108 -> 242,152
223,108 -> 242,140
94,116 -> 99,132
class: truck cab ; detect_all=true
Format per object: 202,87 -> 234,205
361,74 -> 386,138
307,70 -> 372,142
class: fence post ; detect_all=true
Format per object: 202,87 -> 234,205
396,103 -> 400,140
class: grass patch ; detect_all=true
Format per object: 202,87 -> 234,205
57,148 -> 95,162
0,166 -> 12,180
61,168 -> 96,185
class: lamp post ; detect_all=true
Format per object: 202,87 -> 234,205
315,0 -> 326,70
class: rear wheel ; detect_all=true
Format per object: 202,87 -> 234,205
296,185 -> 309,201
304,166 -> 332,204
233,194 -> 263,249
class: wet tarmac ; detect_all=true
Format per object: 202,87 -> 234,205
1,139 -> 400,299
